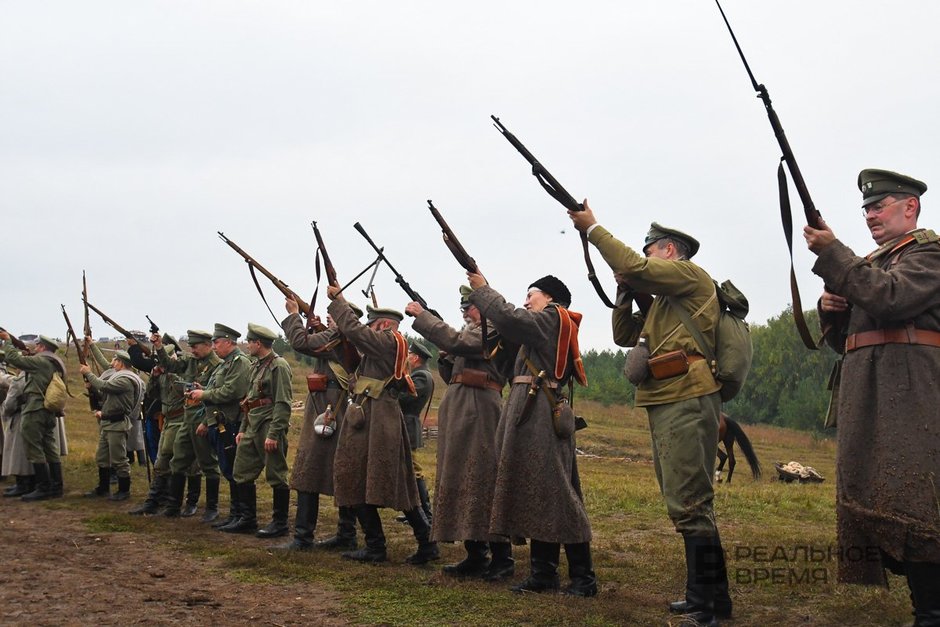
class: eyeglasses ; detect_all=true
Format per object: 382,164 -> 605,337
862,197 -> 904,217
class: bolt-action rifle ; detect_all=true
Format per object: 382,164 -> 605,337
714,0 -> 822,350
491,115 -> 652,314
309,222 -> 361,373
353,222 -> 443,321
0,327 -> 29,351
84,300 -> 152,356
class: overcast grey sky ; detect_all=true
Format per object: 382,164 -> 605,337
3,1 -> 939,351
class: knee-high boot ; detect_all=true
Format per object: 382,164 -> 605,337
316,505 -> 358,550
256,486 -> 290,538
562,542 -> 598,597
342,505 -> 386,563
274,491 -> 319,550
443,540 -> 489,577
402,507 -> 439,565
512,540 -> 560,593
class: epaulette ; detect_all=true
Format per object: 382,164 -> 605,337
912,228 -> 940,245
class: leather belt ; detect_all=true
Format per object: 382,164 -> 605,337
451,373 -> 503,392
846,327 -> 940,352
242,398 -> 273,411
165,407 -> 185,419
101,413 -> 125,423
687,355 -> 705,363
511,376 -> 559,389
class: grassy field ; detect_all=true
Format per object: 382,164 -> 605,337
18,345 -> 912,626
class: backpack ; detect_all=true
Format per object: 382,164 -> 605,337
669,280 -> 753,402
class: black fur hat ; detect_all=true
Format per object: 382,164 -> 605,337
528,275 -> 571,308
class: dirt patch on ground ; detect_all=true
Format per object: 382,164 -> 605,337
0,498 -> 348,626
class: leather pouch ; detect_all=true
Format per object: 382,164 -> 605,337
459,368 -> 489,389
306,373 -> 328,393
345,401 -> 366,430
648,350 -> 690,380
552,399 -> 576,439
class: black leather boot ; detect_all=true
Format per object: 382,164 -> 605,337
416,477 -> 433,523
403,507 -> 440,565
220,483 -> 258,533
443,540 -> 490,578
162,473 -> 187,517
47,462 -> 64,498
670,533 -> 732,619
342,505 -> 387,563
563,542 -> 598,597
274,491 -> 318,550
256,487 -> 291,538
202,476 -> 223,524
3,475 -> 33,498
484,541 -> 515,582
84,466 -> 111,498
669,535 -> 720,627
907,561 -> 940,627
22,463 -> 54,502
129,474 -> 167,515
316,506 -> 358,550
181,474 -> 201,517
110,475 -> 131,501
512,540 -> 561,593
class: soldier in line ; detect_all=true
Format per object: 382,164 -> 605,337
0,333 -> 68,502
397,340 -> 434,524
126,335 -> 202,517
325,291 -> 439,566
571,208 -> 728,621
154,329 -> 222,520
187,324 -> 251,531
805,169 -> 940,624
2,361 -> 36,497
221,323 -> 293,537
407,285 -> 515,581
80,350 -> 145,501
278,299 -> 361,551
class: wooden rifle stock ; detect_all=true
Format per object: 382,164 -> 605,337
61,305 -> 87,366
0,327 -> 28,351
427,200 -> 481,275
84,299 -> 152,356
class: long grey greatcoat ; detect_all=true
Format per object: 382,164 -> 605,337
328,299 -> 420,512
469,285 -> 592,544
282,313 -> 351,495
1,371 -> 32,475
815,230 -> 940,584
412,312 -> 507,543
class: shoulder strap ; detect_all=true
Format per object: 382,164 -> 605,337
665,291 -> 718,374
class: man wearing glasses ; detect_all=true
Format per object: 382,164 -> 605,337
805,169 -> 940,625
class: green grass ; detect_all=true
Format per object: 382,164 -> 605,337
28,347 -> 914,626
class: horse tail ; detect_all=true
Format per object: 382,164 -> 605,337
726,417 -> 761,479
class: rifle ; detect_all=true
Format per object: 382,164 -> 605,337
491,115 -> 621,310
353,222 -> 443,320
218,231 -> 310,325
308,222 -> 361,373
82,271 -> 101,374
0,327 -> 29,351
61,305 -> 87,367
714,0 -> 820,350
84,300 -> 152,356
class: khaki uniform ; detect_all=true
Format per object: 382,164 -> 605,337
0,347 -> 64,464
84,367 -> 142,478
815,230 -> 940,583
200,347 -> 251,480
589,225 -> 721,536
232,351 -> 292,487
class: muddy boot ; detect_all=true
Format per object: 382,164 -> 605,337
342,505 -> 386,563
670,533 -> 732,619
273,491 -> 318,551
416,477 -> 433,524
443,540 -> 490,578
403,507 -> 439,565
512,540 -> 560,594
220,483 -> 257,534
316,505 -> 358,550
110,475 -> 131,501
202,476 -> 222,524
483,541 -> 515,582
181,474 -> 201,517
162,473 -> 187,517
3,475 -> 33,498
84,466 -> 111,498
48,462 -> 64,498
562,542 -> 598,597
22,463 -> 55,502
256,486 -> 290,539
129,474 -> 167,515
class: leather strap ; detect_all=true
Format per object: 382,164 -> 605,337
512,375 -> 559,389
242,398 -> 273,411
845,327 -> 940,352
452,373 -> 503,391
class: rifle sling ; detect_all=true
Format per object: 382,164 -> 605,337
777,160 -> 824,350
307,247 -> 322,332
248,263 -> 284,328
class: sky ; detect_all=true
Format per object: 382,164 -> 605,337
3,1 -> 939,351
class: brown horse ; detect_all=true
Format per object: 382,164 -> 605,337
716,412 -> 761,484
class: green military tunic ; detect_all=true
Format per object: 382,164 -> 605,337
200,347 -> 251,480
84,366 -> 143,478
158,347 -> 222,477
589,224 -> 722,536
129,344 -> 188,478
232,351 -> 292,487
0,345 -> 65,464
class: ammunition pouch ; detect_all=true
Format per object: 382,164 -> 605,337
648,350 -> 704,380
345,402 -> 366,431
306,373 -> 329,393
452,368 -> 502,391
551,398 -> 576,439
351,375 -> 389,400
